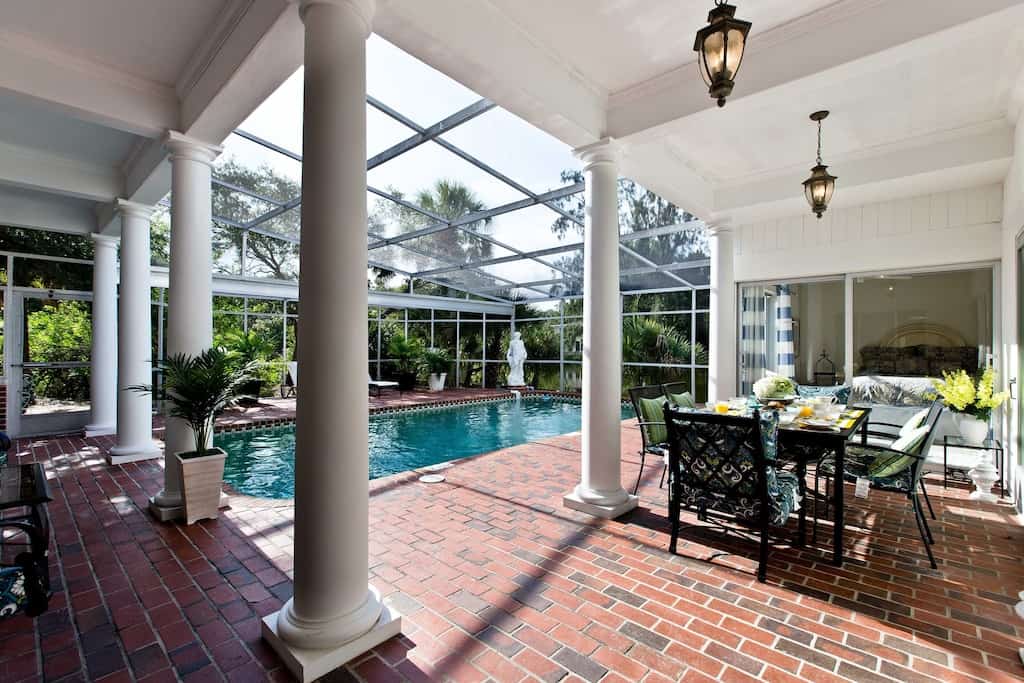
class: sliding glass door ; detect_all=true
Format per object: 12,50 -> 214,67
738,279 -> 845,394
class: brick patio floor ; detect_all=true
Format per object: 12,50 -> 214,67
1,411 -> 1023,682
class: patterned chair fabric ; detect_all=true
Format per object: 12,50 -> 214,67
665,409 -> 799,527
0,553 -> 48,618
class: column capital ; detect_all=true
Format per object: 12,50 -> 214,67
114,199 -> 156,221
573,137 -> 620,170
705,217 -> 734,237
299,0 -> 375,35
163,131 -> 222,166
91,233 -> 120,248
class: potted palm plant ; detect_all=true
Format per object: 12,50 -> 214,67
420,347 -> 451,392
132,348 -> 257,524
224,330 -> 274,406
388,334 -> 424,391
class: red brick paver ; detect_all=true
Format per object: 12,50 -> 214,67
1,419 -> 1022,682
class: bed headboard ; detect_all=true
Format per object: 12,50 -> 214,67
858,322 -> 978,377
880,322 -> 968,349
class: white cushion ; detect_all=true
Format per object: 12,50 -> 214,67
899,408 -> 929,438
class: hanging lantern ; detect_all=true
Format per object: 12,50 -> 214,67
693,2 -> 752,107
803,110 -> 837,219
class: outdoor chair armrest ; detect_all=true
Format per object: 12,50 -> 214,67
865,421 -> 905,429
635,420 -> 666,428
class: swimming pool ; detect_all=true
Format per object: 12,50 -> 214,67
216,396 -> 634,499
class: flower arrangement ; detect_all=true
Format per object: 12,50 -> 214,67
930,367 -> 1009,422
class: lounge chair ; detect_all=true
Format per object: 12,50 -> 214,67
280,361 -> 298,398
369,373 -> 399,397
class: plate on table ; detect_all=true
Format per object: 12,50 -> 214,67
800,419 -> 837,431
756,395 -> 798,407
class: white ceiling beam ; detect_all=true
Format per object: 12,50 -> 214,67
607,0 -> 1024,142
715,122 -> 1014,223
0,185 -> 95,235
0,29 -> 178,138
0,141 -> 122,203
114,0 -> 303,227
178,0 -> 303,144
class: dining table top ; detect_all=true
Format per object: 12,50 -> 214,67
684,404 -> 872,441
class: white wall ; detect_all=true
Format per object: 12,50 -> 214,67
1000,111 -> 1024,509
734,184 -> 1004,282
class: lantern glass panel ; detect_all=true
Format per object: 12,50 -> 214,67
702,31 -> 725,82
726,28 -> 746,79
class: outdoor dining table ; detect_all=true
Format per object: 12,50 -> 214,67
777,407 -> 871,567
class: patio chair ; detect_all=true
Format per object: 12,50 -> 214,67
664,407 -> 801,582
661,382 -> 696,410
368,373 -> 399,397
280,361 -> 297,398
813,401 -> 944,568
0,463 -> 52,619
627,385 -> 671,495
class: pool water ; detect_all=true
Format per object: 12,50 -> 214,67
216,397 -> 635,499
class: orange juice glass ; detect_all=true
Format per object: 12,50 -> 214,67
798,405 -> 814,418
714,401 -> 730,414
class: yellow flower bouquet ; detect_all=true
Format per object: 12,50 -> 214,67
930,367 -> 1009,422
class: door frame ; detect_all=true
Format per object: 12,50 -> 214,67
6,287 -> 93,437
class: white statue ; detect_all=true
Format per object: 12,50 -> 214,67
506,331 -> 528,386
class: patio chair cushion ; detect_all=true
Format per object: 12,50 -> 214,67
672,411 -> 797,526
819,426 -> 927,492
898,408 -> 929,438
867,425 -> 928,478
666,391 -> 696,409
796,383 -> 851,404
636,397 -> 668,445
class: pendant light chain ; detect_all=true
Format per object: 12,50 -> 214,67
816,118 -> 823,166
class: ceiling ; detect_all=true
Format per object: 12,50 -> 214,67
659,13 -> 1024,186
1,0 -> 230,86
484,0 -> 835,95
0,90 -> 141,167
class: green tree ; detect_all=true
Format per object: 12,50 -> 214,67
212,160 -> 300,280
545,171 -> 708,293
369,179 -> 493,278
25,299 -> 92,402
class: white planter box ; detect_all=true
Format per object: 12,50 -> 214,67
176,447 -> 227,525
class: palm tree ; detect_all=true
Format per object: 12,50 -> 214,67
369,179 -> 494,278
621,317 -> 707,388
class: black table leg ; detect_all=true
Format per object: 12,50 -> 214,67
796,458 -> 807,547
832,441 -> 845,566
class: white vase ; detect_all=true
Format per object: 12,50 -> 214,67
957,413 -> 989,445
427,372 -> 446,392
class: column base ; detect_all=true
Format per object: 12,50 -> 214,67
262,599 -> 402,683
149,492 -> 229,522
85,423 -> 116,438
107,442 -> 162,465
563,490 -> 639,519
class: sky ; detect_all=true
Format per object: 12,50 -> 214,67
218,35 -> 691,296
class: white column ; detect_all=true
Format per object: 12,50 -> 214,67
708,222 -> 737,402
261,1 -> 400,680
109,200 -> 161,464
84,234 -> 118,437
149,132 -> 221,521
563,138 -> 638,519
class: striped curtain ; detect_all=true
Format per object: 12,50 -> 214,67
739,286 -> 767,395
775,284 -> 795,379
